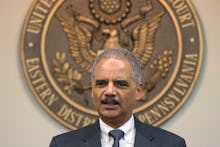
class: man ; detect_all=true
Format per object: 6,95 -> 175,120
50,48 -> 186,147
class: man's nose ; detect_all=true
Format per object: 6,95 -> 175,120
104,82 -> 116,96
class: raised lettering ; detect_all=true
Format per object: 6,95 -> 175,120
168,0 -> 195,28
27,0 -> 56,34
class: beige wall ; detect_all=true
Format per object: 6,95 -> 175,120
1,0 -> 220,146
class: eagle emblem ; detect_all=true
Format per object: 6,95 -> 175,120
54,0 -> 173,101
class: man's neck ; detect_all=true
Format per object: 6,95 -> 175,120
100,115 -> 133,128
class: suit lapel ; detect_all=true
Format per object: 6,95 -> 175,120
85,133 -> 101,147
134,117 -> 157,147
135,131 -> 157,147
80,121 -> 102,147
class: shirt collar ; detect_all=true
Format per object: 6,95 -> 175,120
99,115 -> 135,144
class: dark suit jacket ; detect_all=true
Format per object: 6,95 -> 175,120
50,117 -> 186,147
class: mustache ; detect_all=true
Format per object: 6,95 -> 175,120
101,97 -> 120,105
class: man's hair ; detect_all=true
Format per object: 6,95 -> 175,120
91,48 -> 142,84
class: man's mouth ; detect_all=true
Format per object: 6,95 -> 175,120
101,97 -> 120,105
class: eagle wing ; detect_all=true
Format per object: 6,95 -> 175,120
57,16 -> 96,72
132,12 -> 164,68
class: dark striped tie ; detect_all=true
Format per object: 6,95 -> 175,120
109,129 -> 124,147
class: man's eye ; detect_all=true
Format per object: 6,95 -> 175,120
114,80 -> 129,88
95,80 -> 108,87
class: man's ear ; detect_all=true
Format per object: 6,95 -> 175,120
135,83 -> 143,101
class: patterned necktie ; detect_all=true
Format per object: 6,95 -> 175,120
109,129 -> 124,147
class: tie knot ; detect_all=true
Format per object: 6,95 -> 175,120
109,129 -> 124,141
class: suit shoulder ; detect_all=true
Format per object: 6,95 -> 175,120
136,119 -> 185,145
50,122 -> 99,146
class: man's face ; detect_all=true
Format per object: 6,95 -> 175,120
91,58 -> 142,127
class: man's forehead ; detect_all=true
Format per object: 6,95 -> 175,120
92,58 -> 134,82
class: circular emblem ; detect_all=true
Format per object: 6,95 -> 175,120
21,0 -> 203,129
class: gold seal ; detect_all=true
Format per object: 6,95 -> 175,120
21,0 -> 203,129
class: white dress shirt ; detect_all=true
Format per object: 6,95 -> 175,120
99,116 -> 136,147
